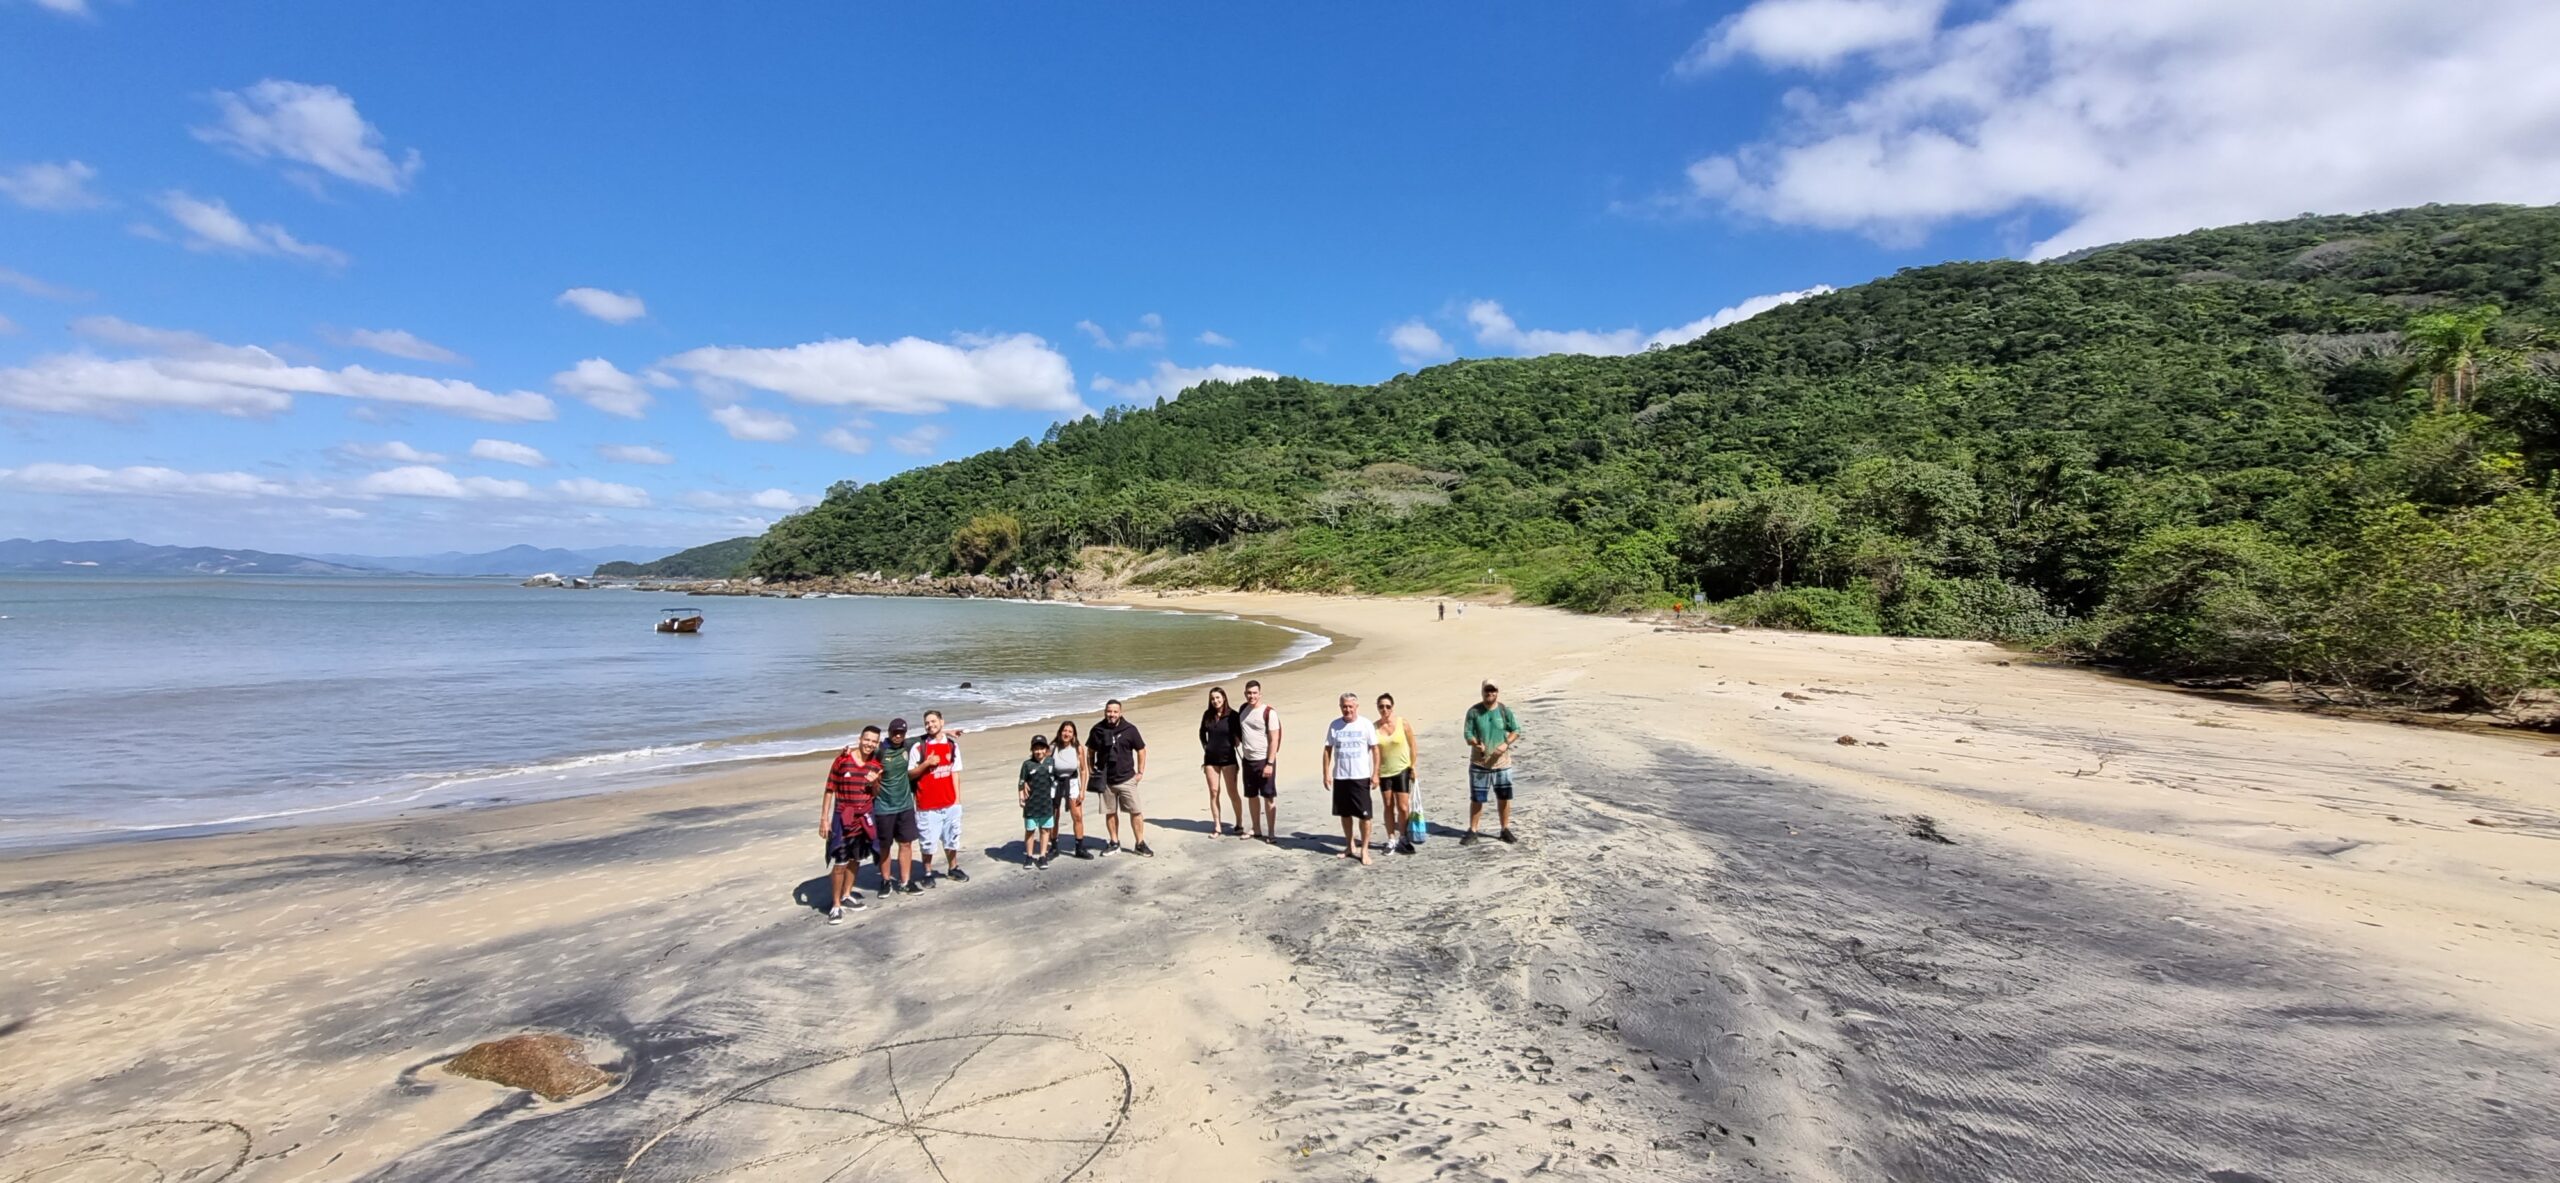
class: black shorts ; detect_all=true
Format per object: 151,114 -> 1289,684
1205,755 -> 1239,769
1331,778 -> 1373,820
826,817 -> 874,866
1378,770 -> 1413,795
1242,760 -> 1276,798
872,807 -> 920,846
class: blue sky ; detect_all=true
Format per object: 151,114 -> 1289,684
5,0 -> 2556,555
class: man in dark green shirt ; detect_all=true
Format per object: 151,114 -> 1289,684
1462,682 -> 1522,845
870,717 -> 924,894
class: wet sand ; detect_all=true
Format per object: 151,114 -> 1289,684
0,594 -> 2553,1180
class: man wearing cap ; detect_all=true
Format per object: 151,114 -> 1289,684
1086,698 -> 1152,856
909,709 -> 971,886
1461,682 -> 1522,845
871,717 -> 925,894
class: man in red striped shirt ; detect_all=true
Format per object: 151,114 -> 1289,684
818,726 -> 882,924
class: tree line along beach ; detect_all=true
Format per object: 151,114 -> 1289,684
0,591 -> 2552,1180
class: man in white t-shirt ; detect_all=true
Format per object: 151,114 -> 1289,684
1320,692 -> 1381,865
1238,679 -> 1283,843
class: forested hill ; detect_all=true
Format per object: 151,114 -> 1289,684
755,204 -> 2560,712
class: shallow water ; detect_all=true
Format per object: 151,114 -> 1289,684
0,575 -> 1315,847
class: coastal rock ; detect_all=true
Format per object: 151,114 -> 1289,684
521,573 -> 565,588
444,1033 -> 611,1101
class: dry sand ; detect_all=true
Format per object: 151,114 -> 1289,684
0,592 -> 2553,1181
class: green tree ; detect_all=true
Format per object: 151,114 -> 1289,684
2401,305 -> 2516,412
948,512 -> 1024,574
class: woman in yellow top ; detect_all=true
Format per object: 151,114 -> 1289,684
1374,692 -> 1420,855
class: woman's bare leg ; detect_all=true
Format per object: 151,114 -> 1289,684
1202,765 -> 1225,833
1222,766 -> 1245,836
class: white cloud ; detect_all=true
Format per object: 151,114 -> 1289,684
355,465 -> 533,500
319,506 -> 366,520
1386,320 -> 1454,365
4,318 -> 554,421
1075,313 -> 1167,351
1197,330 -> 1236,348
558,287 -> 647,324
1088,361 -> 1278,405
0,462 -> 295,499
1456,288 -> 1834,358
155,191 -> 348,267
597,443 -> 674,465
29,0 -> 93,16
337,440 -> 447,464
1679,0 -> 1944,72
332,328 -> 464,365
1465,301 -> 1643,356
887,423 -> 946,457
664,331 -> 1081,415
194,79 -> 421,193
553,477 -> 650,508
0,160 -> 103,211
550,357 -> 652,418
709,402 -> 798,442
469,438 -> 549,468
1641,285 -> 1836,348
819,423 -> 874,455
1680,0 -> 2560,259
683,488 -> 816,511
0,313 -> 16,336
0,265 -> 88,301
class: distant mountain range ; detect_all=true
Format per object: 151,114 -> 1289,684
4,539 -> 675,577
307,544 -> 668,577
0,538 -> 375,576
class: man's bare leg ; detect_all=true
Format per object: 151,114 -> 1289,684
1356,819 -> 1372,865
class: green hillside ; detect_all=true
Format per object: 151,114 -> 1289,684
754,205 -> 2560,710
595,535 -> 758,578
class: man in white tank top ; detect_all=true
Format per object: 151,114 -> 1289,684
1239,679 -> 1282,843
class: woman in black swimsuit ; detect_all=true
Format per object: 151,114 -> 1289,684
1199,686 -> 1245,837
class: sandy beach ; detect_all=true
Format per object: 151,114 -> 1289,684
0,593 -> 2554,1181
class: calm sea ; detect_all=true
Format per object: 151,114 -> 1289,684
0,575 -> 1317,849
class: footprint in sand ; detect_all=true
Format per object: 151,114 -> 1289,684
618,1032 -> 1130,1183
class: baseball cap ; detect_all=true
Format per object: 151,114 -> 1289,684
888,717 -> 909,732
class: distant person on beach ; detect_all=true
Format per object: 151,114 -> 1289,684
1200,686 -> 1245,837
1052,719 -> 1092,858
1239,679 -> 1282,843
1438,601 -> 1445,622
819,728 -> 882,924
1019,735 -> 1059,868
1087,699 -> 1152,856
910,710 -> 970,886
872,717 -> 925,892
1323,692 -> 1381,864
1374,692 -> 1419,855
1462,682 -> 1522,845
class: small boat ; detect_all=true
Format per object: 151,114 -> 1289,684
656,610 -> 704,634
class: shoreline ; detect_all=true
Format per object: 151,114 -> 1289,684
2,592 -> 2554,1180
0,594 -> 1337,858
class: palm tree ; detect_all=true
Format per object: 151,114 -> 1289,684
2402,305 -> 2515,413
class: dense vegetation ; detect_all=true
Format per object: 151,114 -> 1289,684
595,535 -> 757,578
753,205 -> 2560,712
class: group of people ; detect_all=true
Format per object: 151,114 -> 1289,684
814,678 -> 1523,924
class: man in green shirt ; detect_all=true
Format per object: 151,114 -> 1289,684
870,717 -> 925,894
1461,682 -> 1522,845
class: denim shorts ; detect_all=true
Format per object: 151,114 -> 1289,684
1468,766 -> 1514,803
916,804 -> 963,854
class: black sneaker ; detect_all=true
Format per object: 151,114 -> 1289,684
845,892 -> 866,910
1460,832 -> 1478,846
901,880 -> 924,895
1133,841 -> 1154,857
917,872 -> 936,889
1073,844 -> 1094,860
948,867 -> 970,883
1106,840 -> 1121,855
1499,829 -> 1517,844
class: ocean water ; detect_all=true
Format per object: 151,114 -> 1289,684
0,575 -> 1318,848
